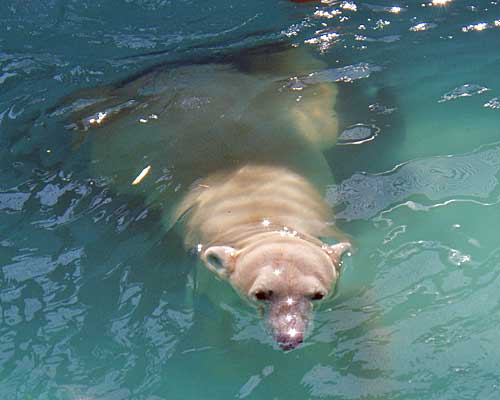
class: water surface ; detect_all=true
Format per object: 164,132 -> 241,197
1,1 -> 500,399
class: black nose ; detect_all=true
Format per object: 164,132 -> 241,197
277,332 -> 304,351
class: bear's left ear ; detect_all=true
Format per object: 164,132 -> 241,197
322,242 -> 353,266
202,246 -> 238,279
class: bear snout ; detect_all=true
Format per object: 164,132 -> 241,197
276,331 -> 304,351
267,296 -> 311,351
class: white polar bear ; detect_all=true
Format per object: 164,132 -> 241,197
58,44 -> 352,350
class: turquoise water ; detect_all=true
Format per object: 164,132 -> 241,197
2,0 -> 500,399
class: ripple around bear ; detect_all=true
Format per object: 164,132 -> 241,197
60,43 -> 352,350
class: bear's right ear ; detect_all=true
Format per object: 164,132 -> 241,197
202,246 -> 238,279
322,241 -> 353,267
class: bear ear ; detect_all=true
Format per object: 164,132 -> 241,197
322,242 -> 353,266
202,246 -> 238,279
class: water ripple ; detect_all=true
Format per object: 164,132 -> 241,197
484,97 -> 500,109
291,63 -> 382,89
338,123 -> 380,145
409,22 -> 437,32
2,0 -> 500,398
438,84 -> 490,103
302,364 -> 395,399
328,143 -> 500,220
0,192 -> 30,212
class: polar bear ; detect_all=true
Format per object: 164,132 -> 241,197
56,43 -> 352,350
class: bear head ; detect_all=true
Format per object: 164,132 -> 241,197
201,235 -> 351,350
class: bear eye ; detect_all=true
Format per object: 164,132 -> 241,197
311,292 -> 325,301
254,290 -> 273,301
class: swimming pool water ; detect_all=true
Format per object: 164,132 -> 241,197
1,1 -> 500,399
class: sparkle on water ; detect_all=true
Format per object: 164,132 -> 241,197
2,0 -> 500,399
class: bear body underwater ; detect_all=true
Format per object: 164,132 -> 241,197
59,44 -> 352,350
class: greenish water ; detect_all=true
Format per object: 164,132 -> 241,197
1,1 -> 500,399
